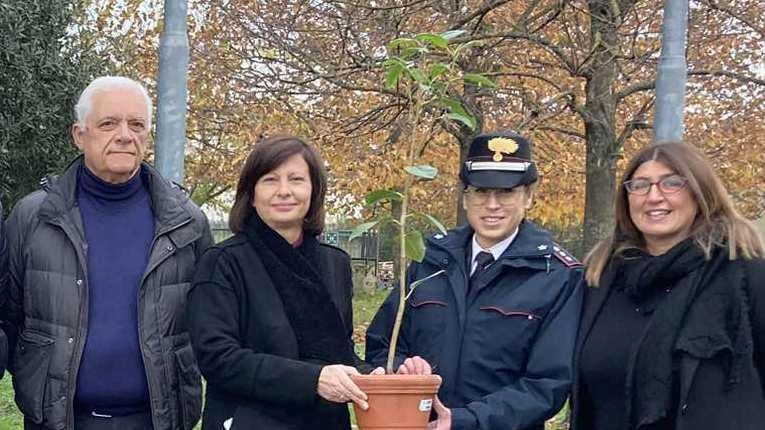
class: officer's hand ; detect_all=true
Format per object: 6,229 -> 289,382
397,356 -> 432,375
317,365 -> 369,410
427,396 -> 451,430
370,366 -> 386,375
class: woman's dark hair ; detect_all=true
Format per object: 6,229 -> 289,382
584,142 -> 763,285
229,135 -> 327,236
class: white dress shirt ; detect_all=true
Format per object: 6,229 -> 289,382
469,228 -> 519,276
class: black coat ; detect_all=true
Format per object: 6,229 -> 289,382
571,256 -> 765,430
187,232 -> 369,430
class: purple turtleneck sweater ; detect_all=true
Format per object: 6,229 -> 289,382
74,165 -> 154,415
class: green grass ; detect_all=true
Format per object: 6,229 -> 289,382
0,288 -> 566,429
352,288 -> 390,356
0,377 -> 22,429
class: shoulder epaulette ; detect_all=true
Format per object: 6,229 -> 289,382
551,244 -> 582,268
39,174 -> 58,192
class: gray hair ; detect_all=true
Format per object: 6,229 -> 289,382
74,76 -> 153,129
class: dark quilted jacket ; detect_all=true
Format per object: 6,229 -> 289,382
1,157 -> 213,430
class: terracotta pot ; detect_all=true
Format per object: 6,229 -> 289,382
351,374 -> 442,430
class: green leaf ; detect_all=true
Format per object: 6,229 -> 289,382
349,220 -> 379,242
441,29 -> 467,40
428,63 -> 449,79
439,97 -> 469,117
404,231 -> 426,262
453,40 -> 486,57
463,73 -> 497,88
384,63 -> 404,89
405,165 -> 438,180
405,68 -> 427,85
446,112 -> 477,130
460,40 -> 486,49
401,46 -> 427,60
387,37 -> 418,51
365,189 -> 404,206
415,33 -> 448,50
422,214 -> 448,235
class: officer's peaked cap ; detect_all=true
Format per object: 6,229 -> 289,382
459,131 -> 538,189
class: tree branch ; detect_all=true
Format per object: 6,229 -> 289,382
689,69 -> 765,86
487,71 -> 564,92
536,125 -> 586,140
698,0 -> 765,38
448,0 -> 512,30
456,31 -> 578,74
616,96 -> 653,146
616,69 -> 765,100
330,0 -> 430,11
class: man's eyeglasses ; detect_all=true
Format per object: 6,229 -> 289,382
623,175 -> 688,195
464,186 -> 523,205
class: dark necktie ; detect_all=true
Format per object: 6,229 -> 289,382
469,251 -> 495,294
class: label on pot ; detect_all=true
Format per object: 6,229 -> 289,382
419,399 -> 433,412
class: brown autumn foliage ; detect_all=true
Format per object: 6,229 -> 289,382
78,0 -> 764,251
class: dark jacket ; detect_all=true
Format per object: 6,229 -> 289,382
571,256 -> 765,430
1,157 -> 213,430
366,221 -> 584,430
187,232 -> 370,430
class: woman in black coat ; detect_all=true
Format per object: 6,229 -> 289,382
571,142 -> 765,430
188,136 -> 376,430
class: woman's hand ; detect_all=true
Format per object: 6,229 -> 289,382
397,356 -> 432,375
317,365 -> 369,410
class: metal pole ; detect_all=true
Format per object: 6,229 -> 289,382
155,0 -> 189,183
653,0 -> 689,142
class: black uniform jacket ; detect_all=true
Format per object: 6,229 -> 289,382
367,221 -> 583,430
187,233 -> 369,430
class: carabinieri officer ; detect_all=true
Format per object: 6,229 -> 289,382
366,131 -> 584,430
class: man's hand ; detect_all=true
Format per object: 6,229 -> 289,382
427,396 -> 451,430
396,356 -> 432,375
317,365 -> 369,410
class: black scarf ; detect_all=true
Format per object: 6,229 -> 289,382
243,214 -> 356,366
618,239 -> 705,301
616,240 -> 752,428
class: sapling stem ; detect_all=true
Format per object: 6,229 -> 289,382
386,174 -> 411,374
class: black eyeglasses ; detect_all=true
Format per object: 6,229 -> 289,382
623,175 -> 688,195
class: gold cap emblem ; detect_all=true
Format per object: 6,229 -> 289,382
487,137 -> 519,162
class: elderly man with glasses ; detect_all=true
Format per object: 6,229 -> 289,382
366,131 -> 584,430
